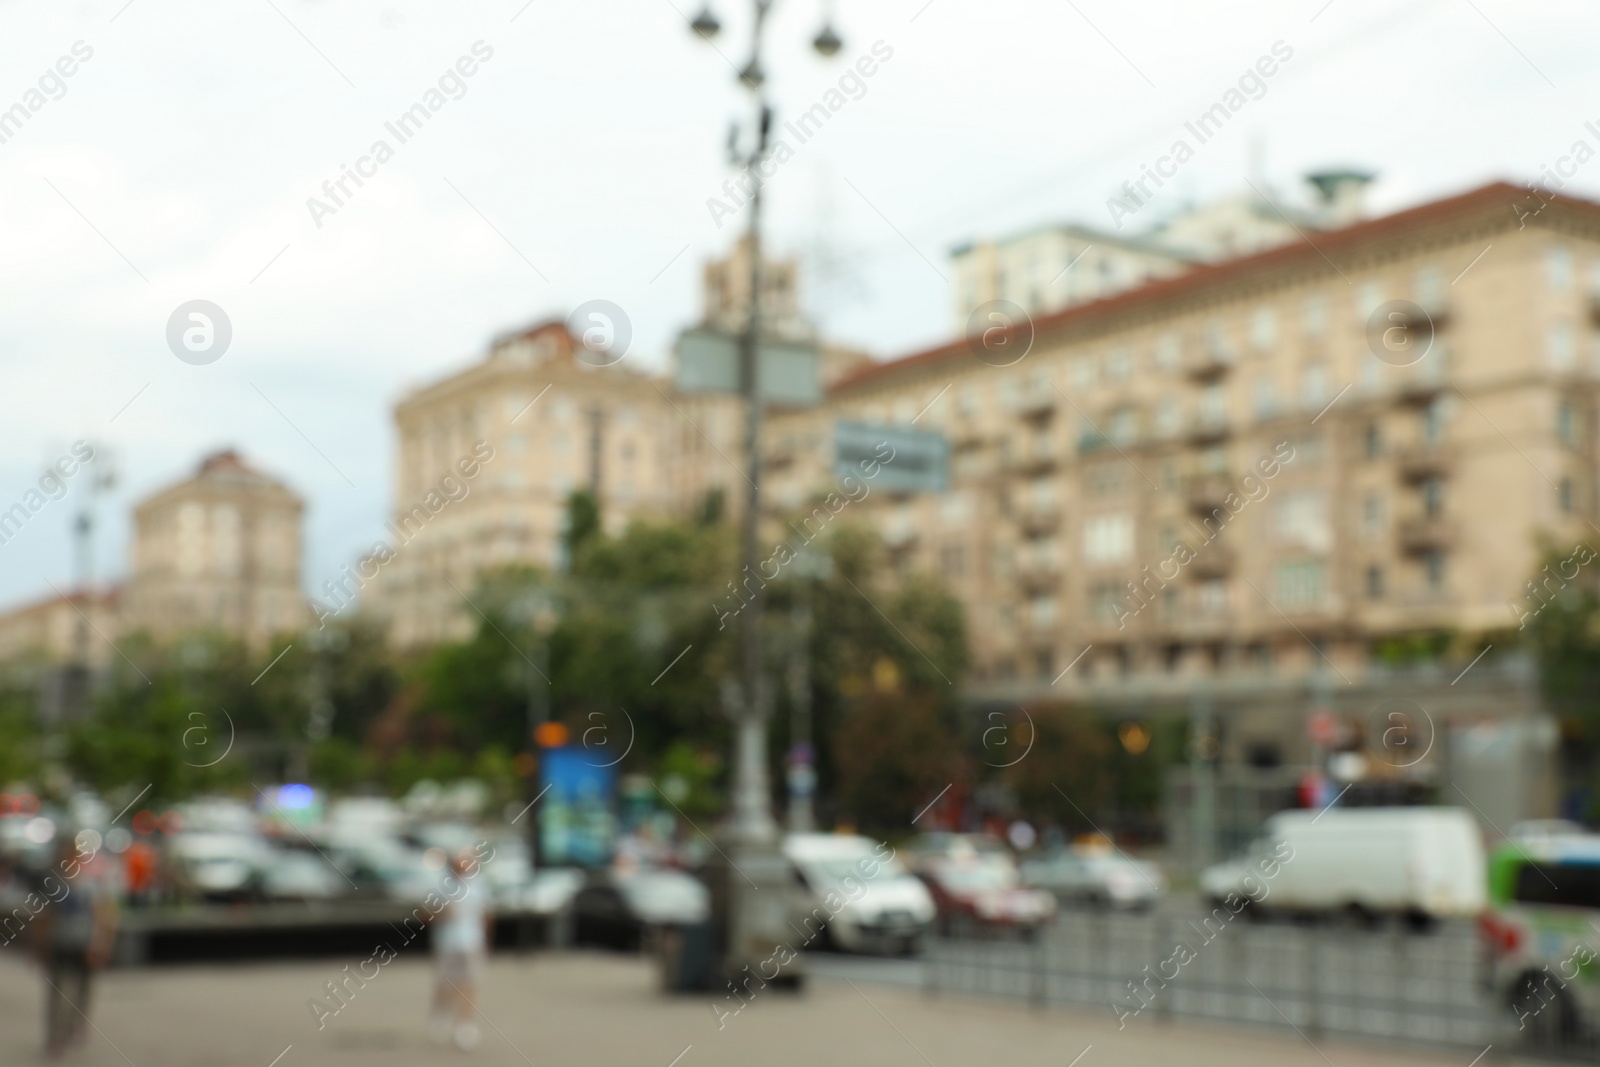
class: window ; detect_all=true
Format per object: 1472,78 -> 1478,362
1560,477 -> 1575,514
1109,406 -> 1137,445
1300,363 -> 1329,411
1548,245 -> 1573,291
1366,564 -> 1384,599
1154,334 -> 1181,372
1303,294 -> 1328,338
1092,584 -> 1124,624
1513,862 -> 1600,908
1422,399 -> 1447,444
1549,323 -> 1575,370
1276,490 -> 1331,549
940,492 -> 970,523
1030,596 -> 1057,629
941,544 -> 966,578
1034,649 -> 1054,680
1421,478 -> 1444,518
1356,281 -> 1384,323
1415,265 -> 1444,312
1558,399 -> 1577,446
1107,346 -> 1132,382
1084,513 -> 1134,563
1363,422 -> 1381,458
1198,579 -> 1229,615
1155,397 -> 1180,437
1275,560 -> 1327,608
1201,383 -> 1227,422
957,386 -> 980,416
1250,306 -> 1277,351
1363,493 -> 1385,539
1253,376 -> 1279,420
1072,356 -> 1098,390
1424,550 -> 1445,591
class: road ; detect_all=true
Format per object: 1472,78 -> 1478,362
0,948 -> 1534,1067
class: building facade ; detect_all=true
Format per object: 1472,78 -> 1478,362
948,174 -> 1357,331
122,449 -> 307,647
363,320 -> 721,646
766,181 -> 1599,753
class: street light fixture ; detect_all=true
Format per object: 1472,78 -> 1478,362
686,0 -> 845,989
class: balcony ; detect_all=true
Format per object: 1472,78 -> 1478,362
1016,501 -> 1061,535
1416,296 -> 1451,331
1397,513 -> 1453,554
1016,386 -> 1056,419
1004,439 -> 1058,476
1184,342 -> 1236,382
1187,543 -> 1236,579
1186,412 -> 1231,445
1396,441 -> 1451,481
1016,554 -> 1060,592
1184,472 -> 1234,516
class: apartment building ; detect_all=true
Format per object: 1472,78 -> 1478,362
948,173 -> 1360,330
362,320 -> 710,647
121,449 -> 308,648
767,181 -> 1600,742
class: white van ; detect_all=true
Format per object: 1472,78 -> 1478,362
1201,806 -> 1485,924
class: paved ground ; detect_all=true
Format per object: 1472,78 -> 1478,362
0,949 -> 1536,1067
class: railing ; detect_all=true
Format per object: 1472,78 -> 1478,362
924,910 -> 1497,1052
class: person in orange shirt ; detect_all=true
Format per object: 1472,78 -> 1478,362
123,841 -> 156,908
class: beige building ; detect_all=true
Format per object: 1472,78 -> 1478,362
948,174 -> 1356,330
0,589 -> 118,669
122,450 -> 307,647
364,320 -> 719,646
767,180 -> 1600,712
365,240 -> 868,647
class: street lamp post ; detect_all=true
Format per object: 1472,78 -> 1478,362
689,0 -> 843,985
514,591 -> 559,870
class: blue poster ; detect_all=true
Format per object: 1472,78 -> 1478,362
540,746 -> 616,868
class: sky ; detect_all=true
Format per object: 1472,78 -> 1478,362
0,0 -> 1597,608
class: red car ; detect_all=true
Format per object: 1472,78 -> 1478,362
907,833 -> 1056,937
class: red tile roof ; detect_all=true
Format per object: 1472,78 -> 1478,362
829,180 -> 1588,396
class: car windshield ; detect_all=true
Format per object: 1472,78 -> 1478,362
938,858 -> 1017,891
1513,860 -> 1600,909
804,855 -> 908,887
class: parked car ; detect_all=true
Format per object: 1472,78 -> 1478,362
1481,831 -> 1600,1049
1201,806 -> 1485,926
907,833 -> 1055,936
260,846 -> 347,902
329,837 -> 438,904
1021,844 -> 1165,911
783,833 -> 936,954
573,867 -> 710,951
167,832 -> 274,901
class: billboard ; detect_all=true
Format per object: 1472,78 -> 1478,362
539,746 -> 616,868
833,420 -> 949,494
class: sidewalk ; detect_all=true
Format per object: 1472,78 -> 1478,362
0,950 -> 1528,1067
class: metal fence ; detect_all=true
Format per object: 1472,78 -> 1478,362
925,909 -> 1497,1050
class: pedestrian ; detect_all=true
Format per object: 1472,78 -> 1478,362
428,847 -> 491,1051
32,832 -> 117,1060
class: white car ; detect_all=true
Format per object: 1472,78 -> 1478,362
1021,846 -> 1165,910
168,832 -> 275,900
784,833 -> 936,954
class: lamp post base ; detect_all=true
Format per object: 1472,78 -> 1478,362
702,835 -> 806,996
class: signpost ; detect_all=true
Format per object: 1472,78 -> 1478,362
674,328 -> 821,407
832,421 -> 949,493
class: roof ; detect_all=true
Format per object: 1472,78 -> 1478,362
832,180 -> 1584,397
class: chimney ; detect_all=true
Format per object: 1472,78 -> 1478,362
1306,169 -> 1375,228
